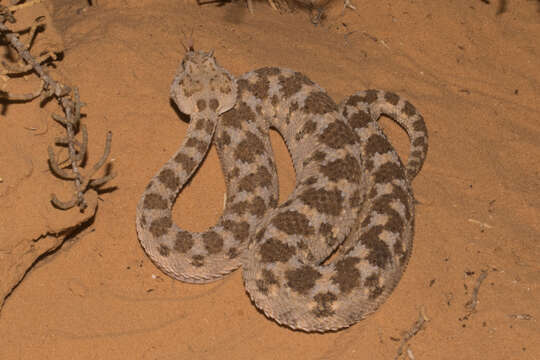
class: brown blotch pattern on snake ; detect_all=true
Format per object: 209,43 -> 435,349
174,231 -> 194,253
186,137 -> 208,153
384,92 -> 399,105
330,256 -> 361,294
349,110 -> 371,130
303,91 -> 338,114
203,231 -> 224,254
158,168 -> 180,191
318,120 -> 358,149
319,155 -> 361,183
174,153 -> 196,173
360,225 -> 392,269
286,265 -> 322,295
256,269 -> 279,295
313,291 -> 338,318
259,238 -> 297,263
143,193 -> 168,210
196,99 -> 206,111
298,187 -> 344,216
223,220 -> 250,242
278,72 -> 310,98
149,216 -> 172,238
235,131 -> 266,163
271,210 -> 314,236
365,134 -> 392,156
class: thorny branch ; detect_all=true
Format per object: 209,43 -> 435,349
1,1 -> 115,211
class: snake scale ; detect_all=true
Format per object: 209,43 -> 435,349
136,46 -> 428,332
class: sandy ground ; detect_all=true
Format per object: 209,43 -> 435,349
1,0 -> 539,358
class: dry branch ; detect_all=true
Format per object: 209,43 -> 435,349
1,1 -> 115,211
394,307 -> 429,360
464,269 -> 488,314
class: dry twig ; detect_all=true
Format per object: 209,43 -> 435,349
1,2 -> 115,211
394,307 -> 429,360
464,269 -> 488,314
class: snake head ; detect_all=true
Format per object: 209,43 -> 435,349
170,48 -> 237,116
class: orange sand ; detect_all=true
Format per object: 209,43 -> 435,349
1,0 -> 538,358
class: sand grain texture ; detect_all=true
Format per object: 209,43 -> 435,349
0,0 -> 538,358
